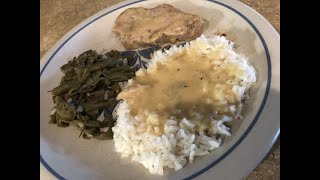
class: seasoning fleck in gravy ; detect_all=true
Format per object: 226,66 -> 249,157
118,45 -> 244,136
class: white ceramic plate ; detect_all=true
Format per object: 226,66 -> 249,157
40,0 -> 280,179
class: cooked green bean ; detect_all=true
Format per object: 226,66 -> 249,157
54,96 -> 66,105
102,79 -> 111,86
93,132 -> 113,140
84,128 -> 99,137
84,121 -> 102,128
76,93 -> 85,105
51,81 -> 81,96
86,110 -> 100,120
60,64 -> 75,74
82,99 -> 117,112
86,89 -> 105,103
69,120 -> 83,130
51,83 -> 73,96
78,114 -> 90,121
79,84 -> 96,93
108,73 -> 131,82
61,74 -> 78,82
87,89 -> 104,97
76,54 -> 87,67
88,61 -> 111,72
71,94 -> 80,103
94,117 -> 114,140
79,71 -> 90,83
78,128 -> 85,137
85,50 -> 98,58
111,83 -> 122,94
49,114 -> 57,124
49,49 -> 136,140
56,113 -> 69,127
82,133 -> 91,139
107,90 -> 116,98
87,57 -> 95,66
57,121 -> 69,127
91,70 -> 102,80
56,104 -> 76,121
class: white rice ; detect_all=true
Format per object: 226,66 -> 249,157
112,35 -> 256,175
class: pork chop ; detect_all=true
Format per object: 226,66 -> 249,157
113,4 -> 206,49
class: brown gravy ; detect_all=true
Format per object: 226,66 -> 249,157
118,46 -> 243,135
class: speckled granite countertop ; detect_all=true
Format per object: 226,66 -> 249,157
40,0 -> 280,179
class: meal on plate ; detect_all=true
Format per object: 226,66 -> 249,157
48,4 -> 256,176
113,4 -> 206,49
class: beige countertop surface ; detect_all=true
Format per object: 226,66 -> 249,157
40,0 -> 280,179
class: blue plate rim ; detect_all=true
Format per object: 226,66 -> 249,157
40,0 -> 272,180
